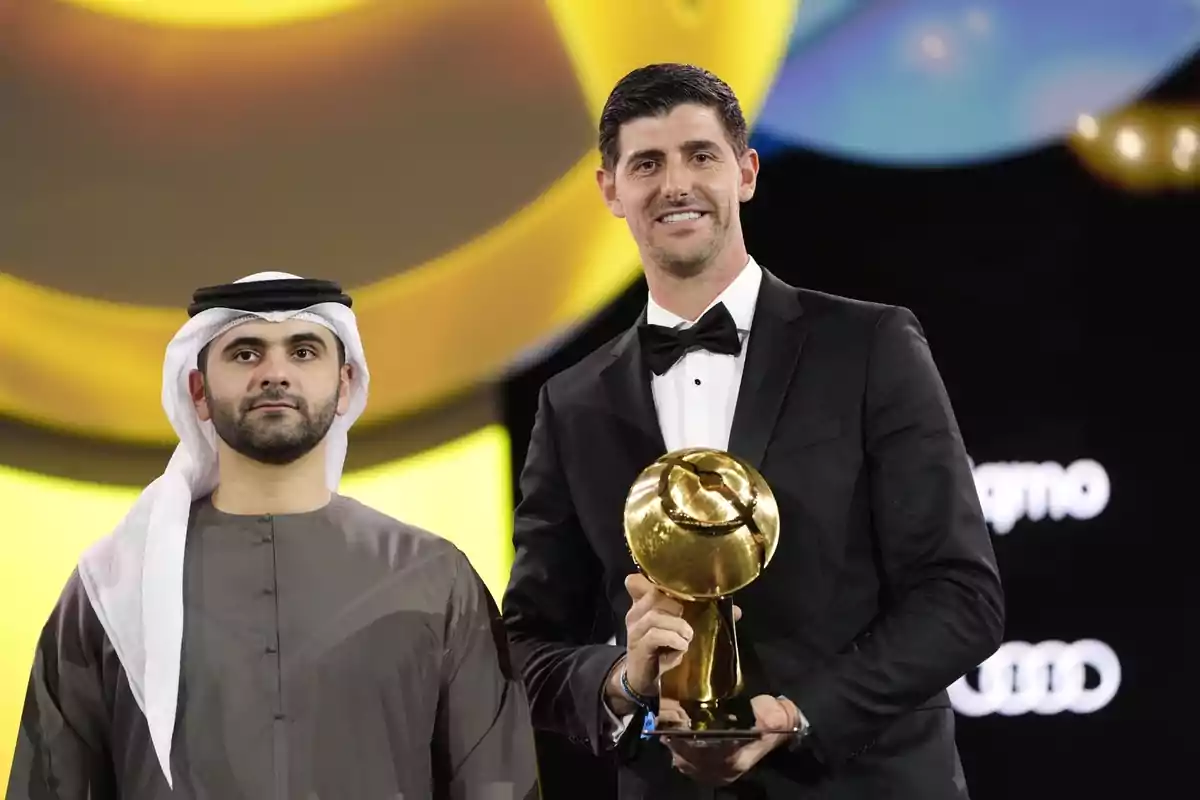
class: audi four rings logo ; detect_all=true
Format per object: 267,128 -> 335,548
949,639 -> 1122,717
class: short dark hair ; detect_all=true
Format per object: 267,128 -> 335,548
196,334 -> 346,375
598,63 -> 749,172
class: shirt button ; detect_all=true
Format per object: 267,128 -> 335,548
259,535 -> 273,545
265,645 -> 277,654
262,587 -> 274,596
694,378 -> 702,385
259,515 -> 272,523
274,713 -> 286,721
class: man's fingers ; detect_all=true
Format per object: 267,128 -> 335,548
669,752 -> 727,782
626,574 -> 685,608
638,626 -> 691,658
664,724 -> 784,787
623,610 -> 693,694
658,593 -> 686,617
659,649 -> 685,673
626,581 -> 685,625
655,704 -> 690,729
628,609 -> 693,647
728,741 -> 772,775
627,587 -> 667,623
667,743 -> 741,787
625,573 -> 655,601
749,695 -> 791,731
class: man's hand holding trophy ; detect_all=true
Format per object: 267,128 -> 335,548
606,447 -> 806,785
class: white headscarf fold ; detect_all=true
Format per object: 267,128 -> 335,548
76,272 -> 370,788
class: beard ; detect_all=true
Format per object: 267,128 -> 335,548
646,202 -> 728,278
654,234 -> 723,278
206,384 -> 339,466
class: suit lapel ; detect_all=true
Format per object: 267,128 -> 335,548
728,270 -> 807,470
600,317 -> 668,468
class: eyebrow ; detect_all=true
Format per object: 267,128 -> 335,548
626,139 -> 723,164
219,332 -> 329,356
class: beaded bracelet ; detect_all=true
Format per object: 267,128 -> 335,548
619,667 -> 660,715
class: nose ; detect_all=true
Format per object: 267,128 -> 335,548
661,154 -> 694,201
256,350 -> 291,390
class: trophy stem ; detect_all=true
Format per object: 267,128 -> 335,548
654,597 -> 761,734
661,597 -> 741,705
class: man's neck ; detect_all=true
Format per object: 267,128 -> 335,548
645,243 -> 750,322
211,444 -> 331,516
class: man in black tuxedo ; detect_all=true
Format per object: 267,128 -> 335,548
501,62 -> 1005,799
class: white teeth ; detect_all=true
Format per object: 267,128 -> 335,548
660,211 -> 702,224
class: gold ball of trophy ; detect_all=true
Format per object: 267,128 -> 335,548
623,448 -> 781,738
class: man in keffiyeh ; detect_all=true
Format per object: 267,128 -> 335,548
7,272 -> 538,800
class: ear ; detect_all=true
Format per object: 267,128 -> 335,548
336,362 -> 353,416
737,147 -> 760,203
188,370 -> 212,422
595,167 -> 626,219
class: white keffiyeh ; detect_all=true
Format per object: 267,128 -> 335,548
76,272 -> 370,787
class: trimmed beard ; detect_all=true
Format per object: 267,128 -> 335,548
206,383 -> 339,466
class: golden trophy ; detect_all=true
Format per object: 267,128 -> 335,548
623,448 -> 783,739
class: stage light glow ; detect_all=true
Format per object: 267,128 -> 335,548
921,33 -> 948,61
1076,114 -> 1100,140
1172,126 -> 1197,171
1114,128 -> 1144,160
1068,104 -> 1200,189
60,0 -> 368,28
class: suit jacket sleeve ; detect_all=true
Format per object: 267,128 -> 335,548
501,384 -> 627,756
6,569 -> 117,800
783,306 -> 1005,766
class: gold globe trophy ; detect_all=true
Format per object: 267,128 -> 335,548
623,448 -> 782,739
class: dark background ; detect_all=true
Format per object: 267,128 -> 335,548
500,56 -> 1195,799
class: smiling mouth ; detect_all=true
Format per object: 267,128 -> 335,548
656,210 -> 707,224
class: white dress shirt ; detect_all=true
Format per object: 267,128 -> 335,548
602,257 -> 764,743
646,257 -> 762,453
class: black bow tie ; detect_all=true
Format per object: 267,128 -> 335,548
637,302 -> 742,376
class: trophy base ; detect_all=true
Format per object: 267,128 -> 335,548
643,696 -> 798,741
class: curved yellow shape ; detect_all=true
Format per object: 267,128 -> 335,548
60,0 -> 367,28
0,159 -> 636,444
545,0 -> 800,124
0,424 -> 513,788
0,0 -> 798,445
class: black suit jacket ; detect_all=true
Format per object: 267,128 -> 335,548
502,270 -> 1005,799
